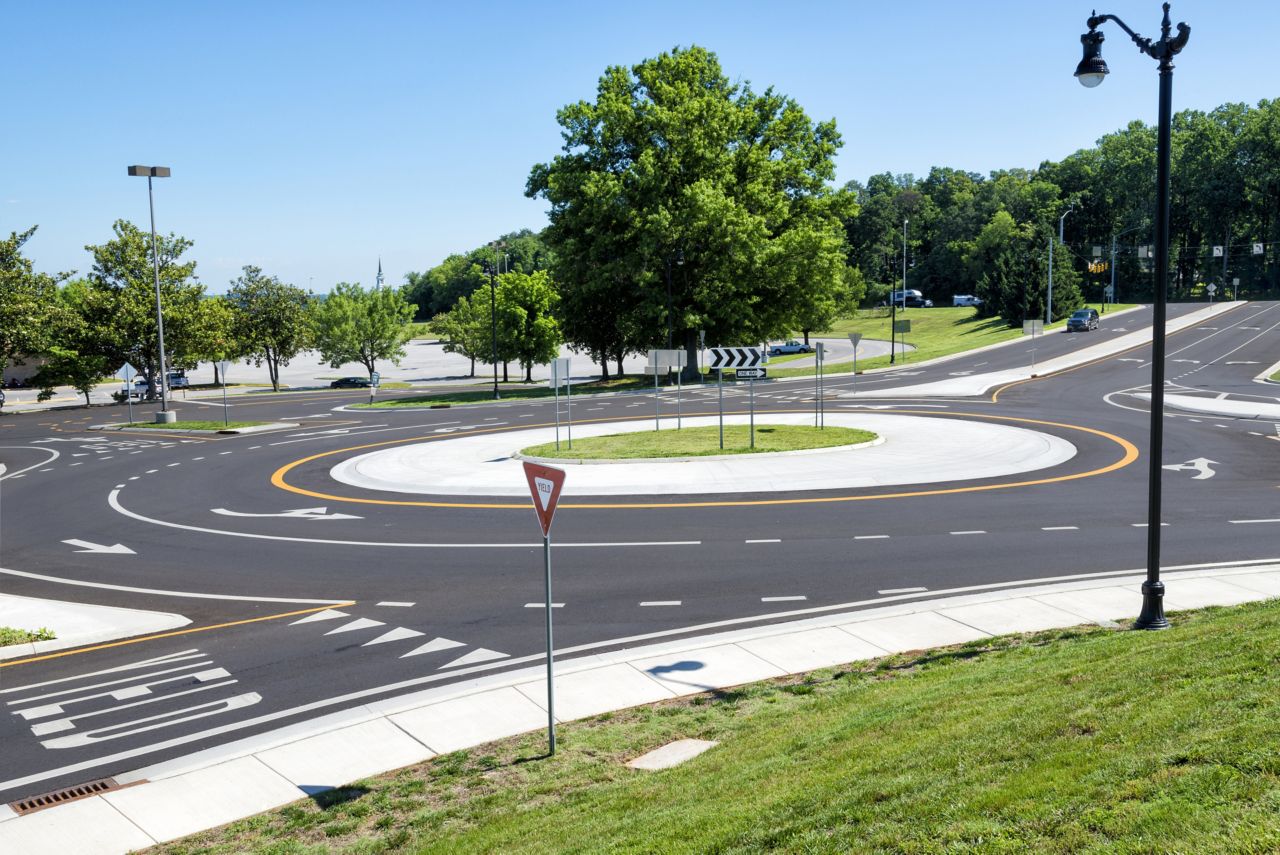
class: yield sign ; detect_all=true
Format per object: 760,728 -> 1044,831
522,460 -> 566,536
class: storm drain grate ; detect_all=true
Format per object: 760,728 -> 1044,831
9,776 -> 130,815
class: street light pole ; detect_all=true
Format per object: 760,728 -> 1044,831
891,219 -> 907,365
1049,207 -> 1072,323
127,165 -> 172,421
1076,2 -> 1190,630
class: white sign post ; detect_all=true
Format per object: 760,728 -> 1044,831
708,347 -> 763,448
116,362 -> 136,425
521,461 -> 566,757
1023,320 -> 1043,374
1206,282 -> 1217,304
216,360 -> 231,426
646,349 -> 686,430
848,333 -> 863,395
549,357 -> 571,450
814,342 -> 825,428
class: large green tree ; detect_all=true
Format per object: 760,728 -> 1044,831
226,266 -> 310,390
0,226 -> 71,373
528,46 -> 854,380
310,282 -> 414,378
496,270 -> 562,382
82,220 -> 204,399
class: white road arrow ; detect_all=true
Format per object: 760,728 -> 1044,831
62,539 -> 136,554
210,507 -> 364,521
287,425 -> 386,438
1171,359 -> 1201,364
1161,457 -> 1218,480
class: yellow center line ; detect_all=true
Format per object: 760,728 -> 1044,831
269,410 -> 1139,510
0,601 -> 355,668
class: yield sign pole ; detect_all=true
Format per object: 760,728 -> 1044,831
522,460 -> 566,756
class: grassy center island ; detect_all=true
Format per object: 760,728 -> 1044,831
520,424 -> 877,460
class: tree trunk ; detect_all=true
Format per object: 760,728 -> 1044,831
802,330 -> 810,345
598,349 -> 610,381
469,355 -> 475,377
615,351 -> 624,378
213,364 -> 221,386
681,330 -> 700,383
503,363 -> 509,382
524,361 -> 533,383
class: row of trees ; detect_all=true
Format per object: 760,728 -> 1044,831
1,221 -> 416,403
846,99 -> 1280,321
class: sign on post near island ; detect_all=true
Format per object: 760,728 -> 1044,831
709,347 -> 762,370
735,367 -> 766,380
522,460 -> 566,537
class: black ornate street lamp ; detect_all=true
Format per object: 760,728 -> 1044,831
1076,3 -> 1189,630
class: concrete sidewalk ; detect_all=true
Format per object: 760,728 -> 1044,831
2,559 -> 1277,854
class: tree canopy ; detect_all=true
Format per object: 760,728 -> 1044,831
227,266 -> 311,390
527,45 -> 855,379
310,282 -> 415,378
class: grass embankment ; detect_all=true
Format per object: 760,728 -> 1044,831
521,424 -> 876,459
155,598 -> 1280,855
127,420 -> 268,431
766,303 -> 1135,379
355,377 -> 651,408
0,626 -> 54,646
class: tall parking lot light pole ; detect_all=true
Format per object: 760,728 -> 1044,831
127,165 -> 173,419
1076,2 -> 1189,630
1049,206 -> 1072,324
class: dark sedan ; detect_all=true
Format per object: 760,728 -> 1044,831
330,377 -> 373,388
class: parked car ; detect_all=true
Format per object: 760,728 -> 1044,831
330,376 -> 373,388
953,294 -> 983,307
167,371 -> 190,389
768,340 -> 814,355
887,289 -> 933,308
1066,308 -> 1100,332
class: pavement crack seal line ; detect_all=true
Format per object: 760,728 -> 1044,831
264,409 -> 1138,511
1,557 -> 1275,796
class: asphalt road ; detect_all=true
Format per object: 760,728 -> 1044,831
1,300 -> 1277,803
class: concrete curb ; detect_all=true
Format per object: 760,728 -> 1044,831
87,422 -> 300,435
0,595 -> 190,661
3,559 -> 1276,853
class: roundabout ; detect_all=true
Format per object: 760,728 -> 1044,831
327,413 -> 1079,497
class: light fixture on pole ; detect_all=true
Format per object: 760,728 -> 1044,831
127,165 -> 174,424
1076,2 -> 1190,630
1049,206 -> 1072,323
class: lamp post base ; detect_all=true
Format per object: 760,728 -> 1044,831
153,410 -> 177,424
1134,579 -> 1170,630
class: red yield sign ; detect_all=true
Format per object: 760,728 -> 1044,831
522,460 -> 566,536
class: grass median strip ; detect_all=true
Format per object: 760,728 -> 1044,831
0,626 -> 55,646
354,378 -> 651,408
152,597 -> 1280,854
521,424 -> 876,459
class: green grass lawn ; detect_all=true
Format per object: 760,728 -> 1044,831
763,303 -> 1136,379
355,377 -> 652,408
0,626 -> 54,646
521,424 -> 876,459
154,598 -> 1280,854
1271,368 -> 1279,382
127,420 -> 269,431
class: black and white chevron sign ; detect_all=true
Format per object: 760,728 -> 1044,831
708,347 -> 762,369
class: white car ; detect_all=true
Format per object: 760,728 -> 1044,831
768,340 -> 814,355
953,295 -> 983,307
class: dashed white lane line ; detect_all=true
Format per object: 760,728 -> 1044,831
248,445 -> 262,450
192,457 -> 205,461
145,469 -> 158,474
640,601 -> 682,606
100,456 -> 113,460
950,530 -> 987,535
854,535 -> 889,540
69,462 -> 83,467
1230,518 -> 1280,524
128,476 -> 139,481
114,483 -> 125,489
878,587 -> 928,595
219,451 -> 233,455
1042,526 -> 1079,531
519,414 -> 533,418
762,596 -> 807,602
38,468 -> 52,473
524,602 -> 565,608
129,450 -> 144,454
745,538 -> 781,544
376,601 -> 415,607
166,462 -> 180,467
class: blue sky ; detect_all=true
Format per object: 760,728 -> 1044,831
4,1 -> 1276,294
